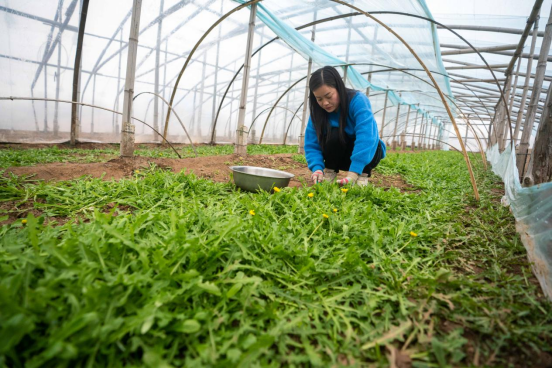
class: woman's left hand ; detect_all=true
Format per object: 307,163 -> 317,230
337,172 -> 359,186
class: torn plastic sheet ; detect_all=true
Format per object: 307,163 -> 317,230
487,143 -> 552,299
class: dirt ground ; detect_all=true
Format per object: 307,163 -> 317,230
1,149 -> 416,226
1,142 -> 186,150
6,153 -> 416,191
0,141 -> 444,154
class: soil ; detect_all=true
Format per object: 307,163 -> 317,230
0,199 -> 76,227
5,153 -> 417,192
0,142 -> 197,150
0,150 -> 416,226
2,150 -> 416,226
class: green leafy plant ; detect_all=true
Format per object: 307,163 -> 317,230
0,150 -> 549,367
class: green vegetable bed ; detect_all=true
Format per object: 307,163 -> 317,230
0,149 -> 550,367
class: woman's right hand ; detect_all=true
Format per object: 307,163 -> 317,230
311,170 -> 324,184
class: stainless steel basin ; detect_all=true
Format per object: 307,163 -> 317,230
229,166 -> 294,192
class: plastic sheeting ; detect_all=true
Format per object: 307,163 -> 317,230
0,0 -> 453,147
0,0 -> 548,155
233,0 -> 449,144
487,143 -> 552,299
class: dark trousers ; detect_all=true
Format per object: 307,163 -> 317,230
322,127 -> 383,177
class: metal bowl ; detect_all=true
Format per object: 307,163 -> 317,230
229,166 -> 294,192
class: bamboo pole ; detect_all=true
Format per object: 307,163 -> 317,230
284,102 -> 305,145
210,1 -> 223,144
153,0 -> 164,141
113,28 -> 123,135
411,106 -> 419,149
330,0 -> 480,200
161,39 -> 168,138
299,23 -> 316,154
504,0 -> 545,74
282,53 -> 295,138
523,84 -> 552,186
120,0 -> 142,157
391,97 -> 402,150
502,55 -> 523,146
380,91 -> 388,137
2,96 -> 182,157
163,0 -> 260,141
250,26 -> 264,144
496,72 -> 513,151
402,104 -> 411,148
421,116 -> 428,148
517,10 -> 552,175
133,91 -> 197,156
441,43 -> 518,56
70,0 -> 89,145
437,24 -> 545,36
53,0 -> 62,136
512,16 -> 540,146
198,51 -> 207,139
235,3 -> 258,155
91,74 -> 96,132
44,65 -> 49,132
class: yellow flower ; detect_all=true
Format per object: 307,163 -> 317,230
21,219 -> 27,224
135,170 -> 140,174
308,193 -> 314,198
341,188 -> 348,193
273,187 -> 281,192
410,231 -> 418,237
333,208 -> 338,213
249,210 -> 255,216
322,214 -> 329,219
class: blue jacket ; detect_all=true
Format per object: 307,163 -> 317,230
305,91 -> 386,174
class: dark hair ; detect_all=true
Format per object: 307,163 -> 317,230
309,66 -> 356,149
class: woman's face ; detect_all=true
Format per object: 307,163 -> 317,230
313,84 -> 340,113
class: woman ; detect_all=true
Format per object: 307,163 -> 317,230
305,66 -> 386,186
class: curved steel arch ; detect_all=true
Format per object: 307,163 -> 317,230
281,93 -> 482,157
208,14 -> 367,143
360,66 -> 491,152
381,134 -> 462,153
281,90 -> 394,146
380,109 -> 480,153
333,63 -> 492,145
249,105 -> 303,139
133,91 -> 197,157
148,2 -> 522,200
73,3 -> 511,165
209,8 -> 504,147
283,102 -> 305,145
380,89 -> 485,156
163,0 -> 261,140
258,76 -> 307,143
355,8 -> 514,149
359,64 -> 495,123
374,84 -> 488,164
3,96 -> 182,157
259,65 -> 487,164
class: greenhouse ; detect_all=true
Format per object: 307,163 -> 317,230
0,0 -> 551,367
